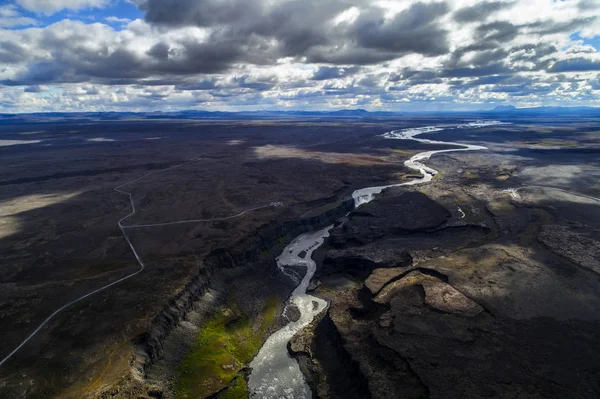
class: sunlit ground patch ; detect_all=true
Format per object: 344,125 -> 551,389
519,165 -> 586,187
0,192 -> 82,217
254,144 -> 387,165
86,137 -> 116,142
0,139 -> 42,146
0,216 -> 21,240
515,139 -> 579,148
0,192 -> 81,241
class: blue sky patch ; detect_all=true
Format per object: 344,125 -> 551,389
5,0 -> 143,29
570,32 -> 600,51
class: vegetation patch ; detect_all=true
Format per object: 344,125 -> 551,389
400,173 -> 423,181
463,170 -> 480,180
220,376 -> 249,399
391,149 -> 412,155
517,139 -> 579,148
518,209 -> 553,246
175,296 -> 279,399
260,248 -> 271,257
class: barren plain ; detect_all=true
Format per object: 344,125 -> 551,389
1,115 -> 599,398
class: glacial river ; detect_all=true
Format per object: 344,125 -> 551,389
247,121 -> 504,398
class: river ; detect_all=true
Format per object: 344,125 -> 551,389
247,121 -> 504,398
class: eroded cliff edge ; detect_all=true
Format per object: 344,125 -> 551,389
293,181 -> 600,398
98,197 -> 355,398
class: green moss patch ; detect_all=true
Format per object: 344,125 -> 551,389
220,376 -> 249,399
518,209 -> 553,246
391,149 -> 412,155
175,296 -> 279,398
463,170 -> 480,180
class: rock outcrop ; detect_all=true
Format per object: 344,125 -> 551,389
294,188 -> 600,399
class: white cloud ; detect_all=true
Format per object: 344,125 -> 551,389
105,16 -> 132,24
1,0 -> 600,111
0,4 -> 36,27
16,0 -> 111,15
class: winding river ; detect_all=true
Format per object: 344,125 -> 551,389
247,121 -> 504,398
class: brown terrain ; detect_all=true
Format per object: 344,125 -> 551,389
292,119 -> 600,399
1,116 -> 600,398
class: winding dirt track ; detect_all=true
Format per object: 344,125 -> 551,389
0,159 -> 274,368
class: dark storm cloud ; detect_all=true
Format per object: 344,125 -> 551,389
578,0 -> 600,10
397,40 -> 558,89
175,79 -> 219,91
24,85 -> 43,92
351,2 -> 450,56
511,43 -> 558,60
149,39 -> 249,74
233,74 -> 278,90
441,40 -> 558,83
525,17 -> 597,35
454,1 -> 514,23
468,49 -> 509,67
442,62 -> 510,78
140,0 -> 259,27
489,84 -> 527,93
495,83 -> 560,96
1,61 -> 69,86
140,0 -> 349,59
550,58 -> 600,72
247,0 -> 349,57
356,74 -> 381,88
139,91 -> 169,100
138,0 -> 451,65
302,2 -> 452,65
2,0 -> 600,112
473,74 -> 528,86
477,21 -> 520,43
311,66 -> 360,80
3,30 -> 260,86
306,47 -> 399,65
399,70 -> 445,85
0,40 -> 29,64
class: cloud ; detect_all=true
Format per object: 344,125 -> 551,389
0,39 -> 30,64
16,0 -> 111,15
311,66 -> 360,80
0,4 -> 36,27
1,0 -> 600,111
23,85 -> 43,92
137,0 -> 451,65
454,1 -> 514,23
105,16 -> 132,24
578,0 -> 600,11
550,58 -> 600,72
139,0 -> 260,27
350,2 -> 450,56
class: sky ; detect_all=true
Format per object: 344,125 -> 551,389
1,0 -> 600,112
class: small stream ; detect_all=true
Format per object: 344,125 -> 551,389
247,121 -> 504,398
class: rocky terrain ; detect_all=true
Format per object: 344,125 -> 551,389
2,116 -> 600,398
0,120 -> 408,398
291,121 -> 600,399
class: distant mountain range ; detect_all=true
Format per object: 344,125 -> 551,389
2,106 -> 600,122
486,105 -> 600,115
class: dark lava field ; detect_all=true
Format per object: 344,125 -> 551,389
1,115 -> 600,398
